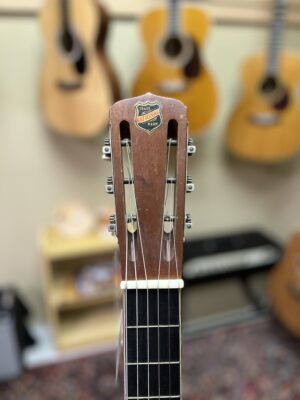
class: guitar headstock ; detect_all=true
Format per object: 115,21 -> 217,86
103,93 -> 196,282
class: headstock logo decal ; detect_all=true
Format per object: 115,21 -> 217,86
134,101 -> 163,134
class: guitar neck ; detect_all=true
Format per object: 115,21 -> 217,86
266,0 -> 287,77
168,0 -> 181,35
107,93 -> 194,400
124,283 -> 183,399
60,0 -> 70,31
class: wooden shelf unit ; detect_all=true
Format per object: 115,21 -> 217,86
40,228 -> 120,351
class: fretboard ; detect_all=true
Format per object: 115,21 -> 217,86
168,0 -> 180,35
266,0 -> 287,77
124,288 -> 182,399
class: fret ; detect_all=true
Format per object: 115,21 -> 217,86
127,364 -> 180,397
126,289 -> 180,327
127,326 -> 180,363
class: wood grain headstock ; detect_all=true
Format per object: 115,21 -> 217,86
103,93 -> 196,281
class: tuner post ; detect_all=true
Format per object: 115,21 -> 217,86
186,176 -> 195,193
105,176 -> 114,194
108,214 -> 117,236
185,214 -> 192,229
102,138 -> 112,161
187,138 -> 196,156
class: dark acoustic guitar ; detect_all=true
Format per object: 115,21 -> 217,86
269,234 -> 300,337
40,0 -> 120,138
103,92 -> 196,398
132,0 -> 217,136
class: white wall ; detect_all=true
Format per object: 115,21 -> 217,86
0,16 -> 300,319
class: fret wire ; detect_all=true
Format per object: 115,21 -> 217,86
126,325 -> 180,329
127,361 -> 180,366
126,396 -> 181,400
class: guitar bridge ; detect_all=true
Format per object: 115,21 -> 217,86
249,112 -> 279,126
56,80 -> 82,91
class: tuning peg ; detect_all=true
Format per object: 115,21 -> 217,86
186,176 -> 195,193
102,138 -> 111,161
108,215 -> 117,236
187,138 -> 196,156
105,176 -> 114,194
185,214 -> 192,229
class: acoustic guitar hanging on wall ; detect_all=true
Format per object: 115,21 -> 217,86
269,234 -> 300,337
103,92 -> 196,398
226,0 -> 300,163
132,0 -> 217,136
39,0 -> 120,138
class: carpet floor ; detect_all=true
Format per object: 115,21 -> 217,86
1,316 -> 300,400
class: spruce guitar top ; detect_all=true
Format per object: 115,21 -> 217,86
132,0 -> 217,136
103,93 -> 196,398
226,0 -> 300,163
40,0 -> 120,138
269,234 -> 300,337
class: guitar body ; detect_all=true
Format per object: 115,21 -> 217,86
269,234 -> 300,337
40,0 -> 118,138
226,53 -> 300,163
132,7 -> 217,135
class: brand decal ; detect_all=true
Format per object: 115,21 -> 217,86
134,101 -> 163,134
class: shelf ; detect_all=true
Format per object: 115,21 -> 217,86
40,228 -> 118,261
50,275 -> 119,311
57,305 -> 120,350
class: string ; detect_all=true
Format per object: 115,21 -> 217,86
124,198 -> 129,398
126,160 -> 139,398
126,142 -> 149,399
157,138 -> 172,398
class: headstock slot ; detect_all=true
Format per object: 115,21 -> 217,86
120,120 -> 141,273
110,94 -> 188,281
162,120 -> 178,266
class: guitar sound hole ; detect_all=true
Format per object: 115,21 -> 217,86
164,36 -> 183,58
75,54 -> 86,75
61,30 -> 74,53
261,76 -> 278,94
260,75 -> 290,111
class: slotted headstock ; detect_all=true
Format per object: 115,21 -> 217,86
103,93 -> 195,282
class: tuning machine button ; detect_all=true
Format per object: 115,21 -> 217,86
108,215 -> 117,236
185,214 -> 192,229
102,138 -> 111,161
187,138 -> 196,156
186,176 -> 195,193
105,176 -> 114,194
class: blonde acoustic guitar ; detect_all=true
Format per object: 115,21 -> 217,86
40,0 -> 119,138
269,234 -> 300,337
226,0 -> 300,163
132,0 -> 217,136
